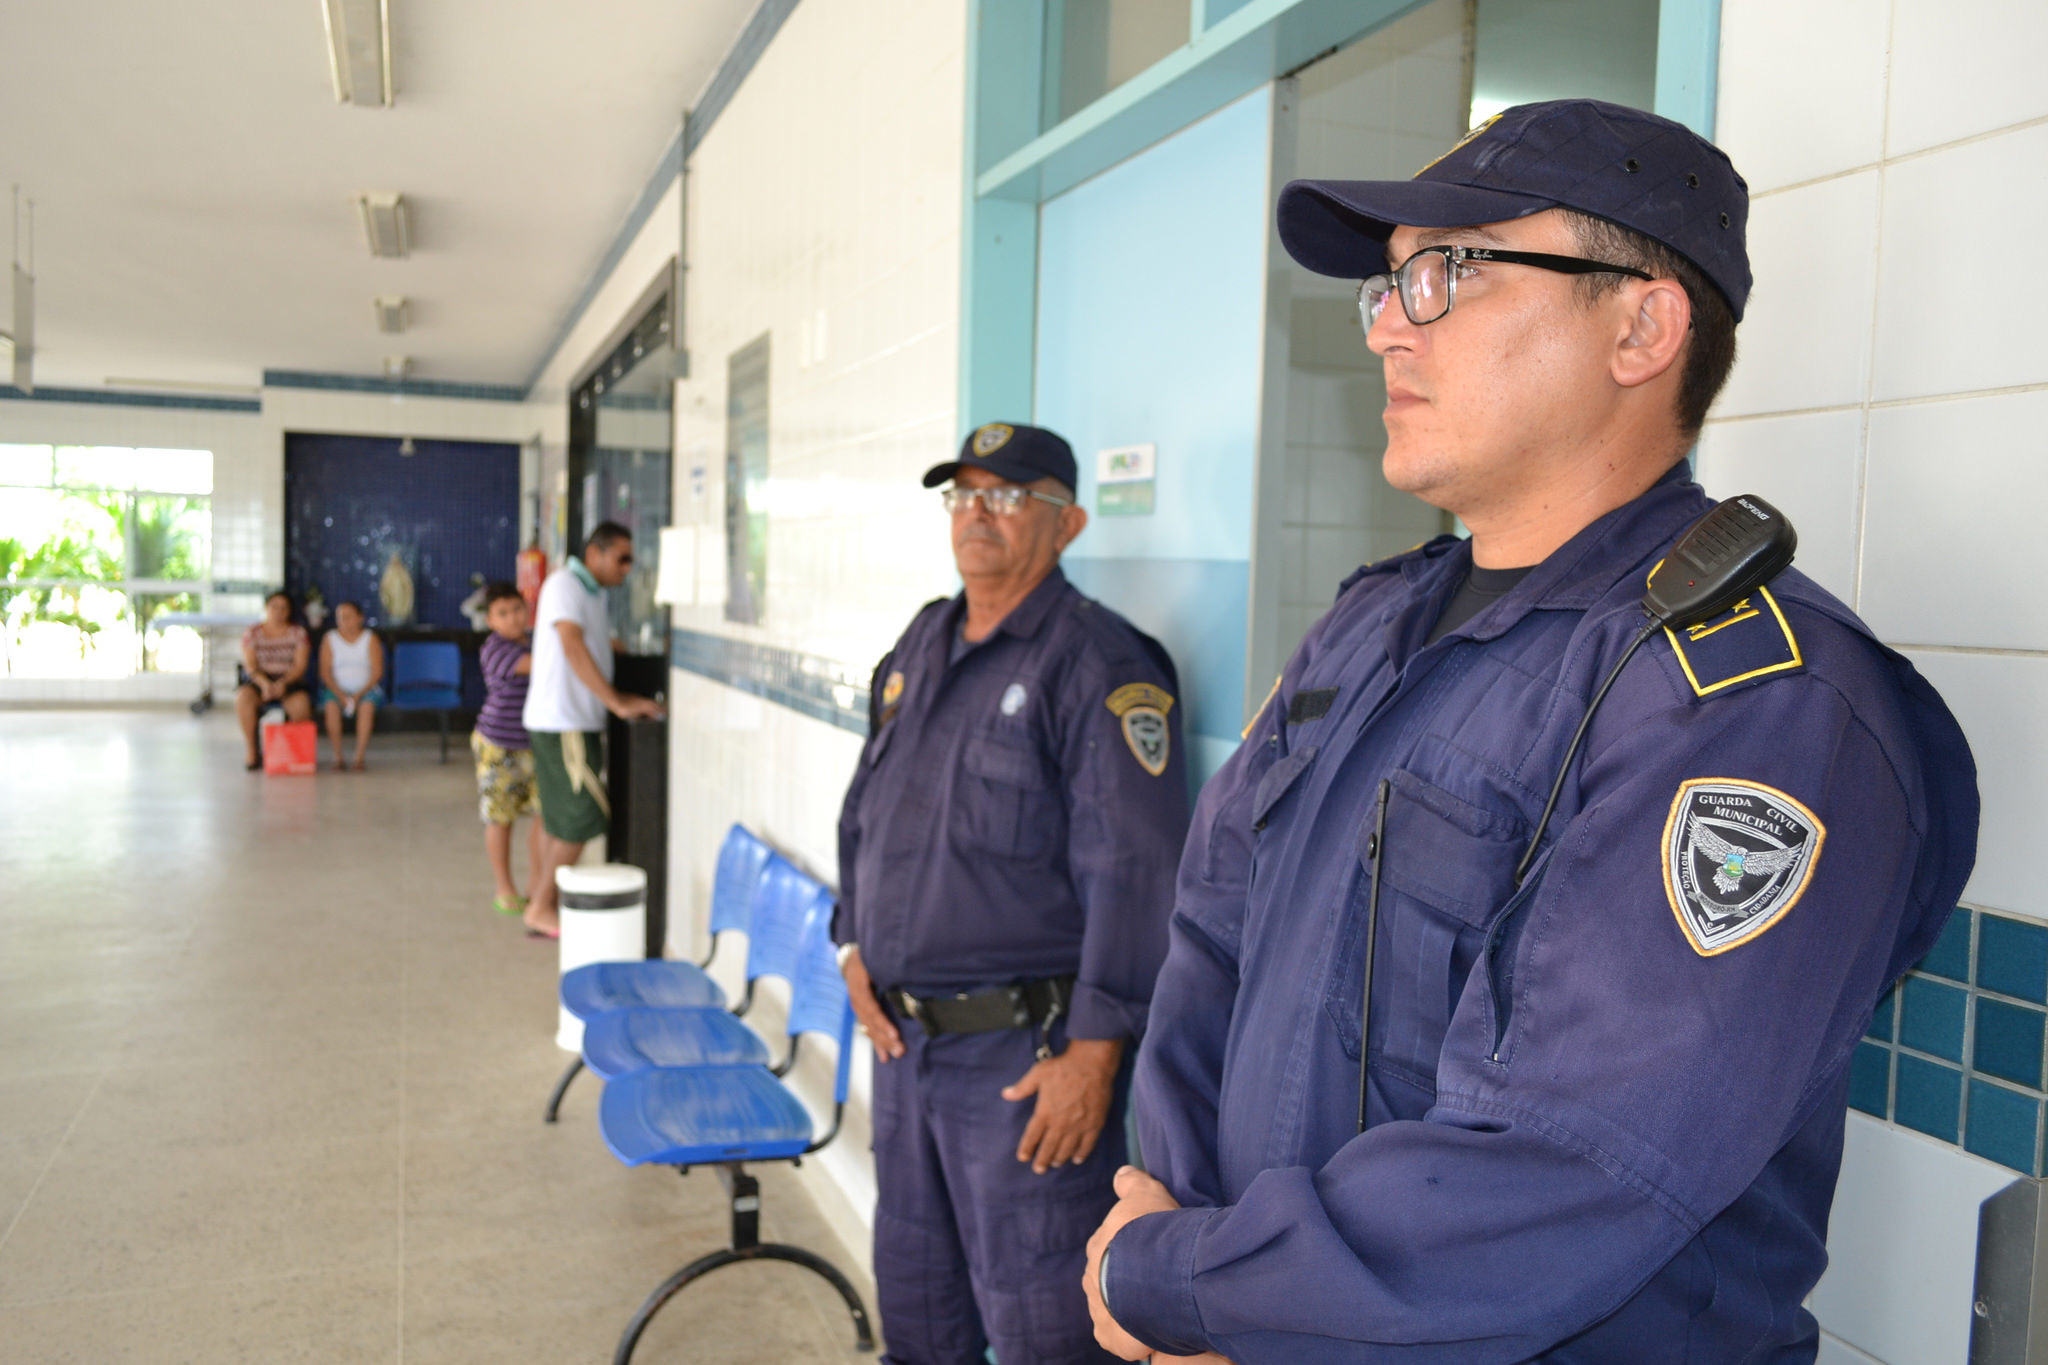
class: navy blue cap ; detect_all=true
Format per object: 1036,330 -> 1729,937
1277,99 -> 1751,320
923,422 -> 1078,491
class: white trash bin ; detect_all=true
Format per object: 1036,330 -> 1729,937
555,862 -> 647,1052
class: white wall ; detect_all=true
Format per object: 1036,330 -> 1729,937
1700,1 -> 2048,1357
0,387 -> 558,702
657,0 -> 967,1261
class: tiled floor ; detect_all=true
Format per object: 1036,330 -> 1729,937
0,709 -> 874,1363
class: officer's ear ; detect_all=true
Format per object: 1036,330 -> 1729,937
1612,276 -> 1690,392
1054,501 -> 1088,553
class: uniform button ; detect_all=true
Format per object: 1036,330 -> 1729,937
1365,833 -> 1379,859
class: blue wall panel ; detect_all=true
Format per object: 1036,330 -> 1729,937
283,433 -> 521,629
1035,88 -> 1270,779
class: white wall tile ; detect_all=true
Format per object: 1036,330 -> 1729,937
1694,409 -> 1863,605
1901,649 -> 2048,920
1815,1334 -> 1885,1365
1713,172 -> 1881,418
1871,122 -> 2048,402
1716,0 -> 1889,192
1886,0 -> 2048,156
1859,390 -> 2048,651
1811,1115 -> 2015,1365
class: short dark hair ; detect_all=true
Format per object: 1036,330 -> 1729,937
586,521 -> 632,553
483,580 -> 524,607
1561,210 -> 1738,438
334,599 -> 364,616
265,589 -> 293,607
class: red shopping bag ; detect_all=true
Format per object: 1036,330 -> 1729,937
262,719 -> 319,775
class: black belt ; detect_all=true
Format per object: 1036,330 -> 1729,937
887,975 -> 1075,1058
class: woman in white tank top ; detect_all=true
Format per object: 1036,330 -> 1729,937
318,601 -> 387,770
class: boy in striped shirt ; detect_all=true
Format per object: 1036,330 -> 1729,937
475,582 -> 542,918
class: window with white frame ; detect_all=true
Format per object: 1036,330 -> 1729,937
0,444 -> 214,678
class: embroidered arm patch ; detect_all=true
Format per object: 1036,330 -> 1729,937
1662,778 -> 1825,956
1106,682 -> 1174,776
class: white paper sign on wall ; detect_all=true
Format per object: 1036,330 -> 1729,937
1096,443 -> 1156,517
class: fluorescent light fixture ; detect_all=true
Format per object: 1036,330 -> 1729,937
374,295 -> 408,334
384,354 -> 411,379
357,192 -> 410,259
321,0 -> 393,107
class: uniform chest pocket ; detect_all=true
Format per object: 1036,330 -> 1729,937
952,732 -> 1060,862
1325,771 -> 1526,1088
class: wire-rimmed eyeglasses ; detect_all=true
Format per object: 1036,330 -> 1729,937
1358,245 -> 1653,331
940,485 -> 1073,516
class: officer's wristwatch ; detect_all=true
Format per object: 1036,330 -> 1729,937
835,942 -> 858,969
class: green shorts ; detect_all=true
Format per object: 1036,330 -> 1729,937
530,729 -> 610,843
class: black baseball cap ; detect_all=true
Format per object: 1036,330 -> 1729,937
922,422 -> 1078,491
1277,99 -> 1752,320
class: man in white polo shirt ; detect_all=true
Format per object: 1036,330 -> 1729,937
521,520 -> 663,937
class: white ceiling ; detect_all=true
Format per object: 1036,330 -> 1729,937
0,0 -> 758,392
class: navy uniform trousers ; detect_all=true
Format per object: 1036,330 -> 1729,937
872,1018 -> 1128,1365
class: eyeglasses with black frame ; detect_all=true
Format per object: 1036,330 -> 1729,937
1358,244 -> 1653,332
940,485 -> 1074,517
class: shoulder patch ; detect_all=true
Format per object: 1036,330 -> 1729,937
1105,682 -> 1174,717
1664,585 -> 1803,697
1662,778 -> 1825,957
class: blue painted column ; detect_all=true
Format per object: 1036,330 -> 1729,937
1653,0 -> 1722,137
1034,90 -> 1273,784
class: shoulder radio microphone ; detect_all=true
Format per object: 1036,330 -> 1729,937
1358,494 -> 1797,1133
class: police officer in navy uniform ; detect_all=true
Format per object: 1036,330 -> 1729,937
837,421 -> 1191,1364
1081,100 -> 1979,1363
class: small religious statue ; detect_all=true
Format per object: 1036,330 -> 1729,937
378,550 -> 415,625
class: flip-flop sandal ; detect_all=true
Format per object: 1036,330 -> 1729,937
525,926 -> 560,940
493,894 -> 527,916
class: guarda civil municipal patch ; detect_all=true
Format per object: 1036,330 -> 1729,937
1662,778 -> 1826,957
1105,682 -> 1174,777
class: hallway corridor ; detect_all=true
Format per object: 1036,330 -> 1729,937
0,709 -> 870,1363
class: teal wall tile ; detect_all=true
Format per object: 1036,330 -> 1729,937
1849,1041 -> 1891,1117
1899,976 -> 1968,1062
1964,1080 -> 2041,1175
1866,985 -> 1896,1042
1894,1054 -> 1962,1143
1979,914 -> 2048,1004
1917,909 -> 1972,982
1973,997 -> 2046,1089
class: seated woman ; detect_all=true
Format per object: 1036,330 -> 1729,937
236,590 -> 312,769
317,600 -> 386,771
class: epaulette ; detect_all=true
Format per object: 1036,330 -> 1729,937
1335,534 -> 1460,599
1663,584 -> 1804,697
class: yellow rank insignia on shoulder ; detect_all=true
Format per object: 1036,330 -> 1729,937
1106,683 -> 1173,776
1663,585 -> 1803,697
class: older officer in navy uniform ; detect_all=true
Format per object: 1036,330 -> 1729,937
1083,101 -> 1979,1363
837,421 -> 1190,1364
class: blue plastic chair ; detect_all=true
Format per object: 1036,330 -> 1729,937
596,888 -> 872,1361
575,852 -> 830,1084
388,640 -> 464,762
542,833 -> 796,1122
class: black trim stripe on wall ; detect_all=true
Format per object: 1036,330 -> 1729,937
670,628 -> 868,736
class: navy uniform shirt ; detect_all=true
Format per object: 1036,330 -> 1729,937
1110,465 -> 1979,1362
835,566 -> 1191,1042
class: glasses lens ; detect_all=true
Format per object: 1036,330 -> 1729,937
1401,250 -> 1450,324
1359,277 -> 1394,333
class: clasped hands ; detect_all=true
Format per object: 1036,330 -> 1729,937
1084,1166 -> 1231,1364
